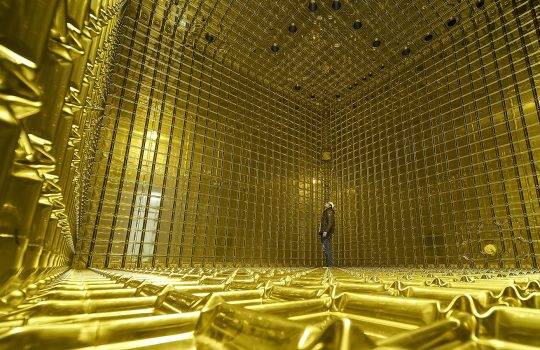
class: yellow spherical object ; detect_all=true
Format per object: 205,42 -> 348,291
484,244 -> 498,256
3,290 -> 25,307
25,284 -> 38,297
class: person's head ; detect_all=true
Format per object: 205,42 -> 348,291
325,201 -> 334,209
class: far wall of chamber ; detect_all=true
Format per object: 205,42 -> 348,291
332,1 -> 540,268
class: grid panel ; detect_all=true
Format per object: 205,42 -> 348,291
77,0 -> 324,268
333,0 -> 540,268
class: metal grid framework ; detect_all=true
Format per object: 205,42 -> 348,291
160,0 -> 483,108
77,0 -> 325,268
332,0 -> 540,268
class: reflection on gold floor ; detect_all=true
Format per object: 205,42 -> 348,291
1,267 -> 540,349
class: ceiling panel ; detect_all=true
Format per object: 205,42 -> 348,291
132,0 -> 491,108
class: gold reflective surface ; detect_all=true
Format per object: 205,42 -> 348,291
2,268 -> 540,349
0,0 -> 125,298
333,0 -> 540,268
76,0 -> 323,269
1,0 -> 540,348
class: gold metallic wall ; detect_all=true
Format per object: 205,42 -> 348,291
0,0 -> 125,297
332,0 -> 540,268
76,0 -> 323,268
2,0 -> 540,279
3,2 -> 540,349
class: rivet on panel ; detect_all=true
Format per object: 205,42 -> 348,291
288,23 -> 298,33
308,0 -> 317,11
205,33 -> 215,43
446,17 -> 457,27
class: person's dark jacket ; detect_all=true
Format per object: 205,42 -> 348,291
319,207 -> 335,236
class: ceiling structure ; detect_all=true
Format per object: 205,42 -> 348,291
161,0 -> 487,107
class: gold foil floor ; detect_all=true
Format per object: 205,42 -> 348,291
1,267 -> 540,349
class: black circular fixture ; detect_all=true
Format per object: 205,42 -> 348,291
447,17 -> 457,27
331,0 -> 342,10
368,72 -> 372,77
308,0 -> 317,11
380,64 -> 385,69
402,47 -> 411,56
294,84 -> 301,91
476,0 -> 485,8
335,93 -> 341,99
288,23 -> 298,33
372,38 -> 381,47
204,33 -> 215,43
270,43 -> 280,52
362,76 -> 367,80
423,33 -> 433,42
310,94 -> 316,99
353,20 -> 362,29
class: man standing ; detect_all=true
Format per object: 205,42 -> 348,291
319,201 -> 335,267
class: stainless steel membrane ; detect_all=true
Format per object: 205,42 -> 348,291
2,268 -> 540,349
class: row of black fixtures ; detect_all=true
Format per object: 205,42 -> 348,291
308,0 -> 342,11
203,0 -> 486,49
270,19 -> 460,54
288,0 -> 486,101
202,0 -> 487,101
272,38 -> 410,56
308,0 -> 485,12
268,0 -> 439,55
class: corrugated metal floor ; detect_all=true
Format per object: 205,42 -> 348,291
1,268 -> 539,349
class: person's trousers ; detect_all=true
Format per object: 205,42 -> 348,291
320,235 -> 333,267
